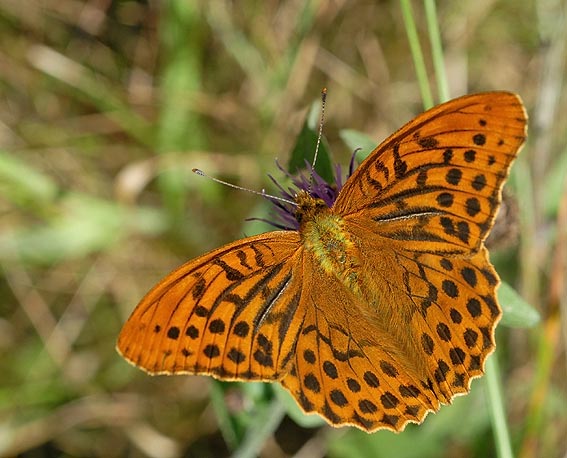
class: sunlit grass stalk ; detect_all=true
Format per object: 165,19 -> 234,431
27,45 -> 153,146
399,0 -> 433,110
402,2 -> 513,456
519,317 -> 558,457
485,356 -> 514,458
514,156 -> 538,305
424,0 -> 450,102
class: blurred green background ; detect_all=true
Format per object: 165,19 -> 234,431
0,1 -> 565,457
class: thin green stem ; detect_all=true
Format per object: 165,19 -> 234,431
400,0 -> 434,110
485,356 -> 514,458
210,381 -> 239,449
231,397 -> 287,458
424,0 -> 450,102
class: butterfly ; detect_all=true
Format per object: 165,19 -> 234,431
117,92 -> 527,432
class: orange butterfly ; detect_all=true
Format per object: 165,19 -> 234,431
117,92 -> 527,432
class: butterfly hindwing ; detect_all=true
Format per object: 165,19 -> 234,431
348,216 -> 503,399
281,251 -> 443,432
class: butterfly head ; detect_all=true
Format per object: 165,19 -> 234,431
294,190 -> 330,228
264,158 -> 355,231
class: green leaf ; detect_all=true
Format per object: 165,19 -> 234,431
339,129 -> 378,162
287,123 -> 333,183
498,281 -> 540,328
0,150 -> 59,210
0,193 -> 167,264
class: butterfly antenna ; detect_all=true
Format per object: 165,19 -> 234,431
192,169 -> 296,206
308,87 -> 327,193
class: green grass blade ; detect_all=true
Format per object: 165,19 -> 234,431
424,0 -> 450,102
231,397 -> 286,458
27,45 -> 154,146
400,0 -> 433,109
157,1 -> 207,226
485,356 -> 514,458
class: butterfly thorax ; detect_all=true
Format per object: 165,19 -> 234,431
295,190 -> 361,294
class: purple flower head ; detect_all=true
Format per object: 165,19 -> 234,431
257,151 -> 358,231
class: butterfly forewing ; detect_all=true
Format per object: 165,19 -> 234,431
333,92 -> 527,254
117,231 -> 306,380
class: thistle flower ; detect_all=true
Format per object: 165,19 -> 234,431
260,153 -> 358,231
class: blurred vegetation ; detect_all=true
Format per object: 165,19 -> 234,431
0,1 -> 565,457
